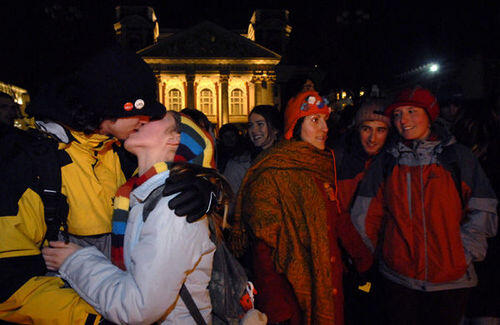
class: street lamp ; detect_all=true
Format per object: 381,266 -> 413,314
429,63 -> 439,73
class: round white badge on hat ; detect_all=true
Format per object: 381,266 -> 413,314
134,99 -> 145,110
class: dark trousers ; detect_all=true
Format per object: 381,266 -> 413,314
344,272 -> 381,325
379,276 -> 470,325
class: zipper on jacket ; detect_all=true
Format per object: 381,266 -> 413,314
91,150 -> 99,180
420,164 -> 428,285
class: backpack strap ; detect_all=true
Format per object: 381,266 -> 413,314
142,185 -> 164,222
143,184 -> 218,242
28,130 -> 70,248
180,284 -> 207,325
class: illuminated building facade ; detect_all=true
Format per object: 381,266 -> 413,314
115,7 -> 289,127
0,81 -> 31,129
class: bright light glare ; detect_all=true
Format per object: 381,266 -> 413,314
429,64 -> 439,72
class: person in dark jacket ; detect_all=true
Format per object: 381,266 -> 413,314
351,86 -> 498,325
336,98 -> 391,213
335,98 -> 391,325
0,92 -> 20,127
216,123 -> 247,173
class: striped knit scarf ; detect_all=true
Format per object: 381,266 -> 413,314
111,161 -> 170,269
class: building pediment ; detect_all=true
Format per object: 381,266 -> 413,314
138,21 -> 281,61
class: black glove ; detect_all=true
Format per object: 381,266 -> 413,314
163,171 -> 217,223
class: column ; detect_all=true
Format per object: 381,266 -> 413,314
220,73 -> 229,125
161,82 -> 166,106
155,74 -> 162,102
215,83 -> 220,127
264,75 -> 276,105
245,82 -> 250,113
186,73 -> 195,109
252,75 -> 263,106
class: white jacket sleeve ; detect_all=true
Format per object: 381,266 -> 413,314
59,198 -> 214,325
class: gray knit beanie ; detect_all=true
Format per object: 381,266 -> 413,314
355,99 -> 390,127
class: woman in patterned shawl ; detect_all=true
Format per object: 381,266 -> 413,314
230,91 -> 372,324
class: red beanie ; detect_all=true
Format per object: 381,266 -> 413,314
284,91 -> 331,140
385,86 -> 440,122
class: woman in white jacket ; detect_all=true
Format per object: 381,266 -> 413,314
42,112 -> 217,324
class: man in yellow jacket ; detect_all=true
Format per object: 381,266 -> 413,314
0,43 -> 215,324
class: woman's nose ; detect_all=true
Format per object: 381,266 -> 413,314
401,112 -> 410,124
320,119 -> 328,132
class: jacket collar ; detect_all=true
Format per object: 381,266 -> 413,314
69,129 -> 117,151
36,120 -> 118,152
130,170 -> 171,206
388,123 -> 456,158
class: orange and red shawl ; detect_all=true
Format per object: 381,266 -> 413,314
230,140 -> 345,324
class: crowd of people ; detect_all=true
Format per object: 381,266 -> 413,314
0,42 -> 498,325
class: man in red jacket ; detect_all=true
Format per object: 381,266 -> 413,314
335,98 -> 392,324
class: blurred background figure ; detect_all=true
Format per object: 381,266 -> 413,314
216,123 -> 247,173
285,74 -> 316,98
435,84 -> 465,135
0,92 -> 20,127
326,103 -> 357,146
281,74 -> 318,114
301,78 -> 315,93
180,107 -> 215,139
459,96 -> 500,325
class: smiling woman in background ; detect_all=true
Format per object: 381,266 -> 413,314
223,105 -> 282,199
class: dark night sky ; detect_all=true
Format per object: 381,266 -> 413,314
1,0 -> 498,94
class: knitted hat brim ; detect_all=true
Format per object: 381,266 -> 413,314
385,100 -> 438,121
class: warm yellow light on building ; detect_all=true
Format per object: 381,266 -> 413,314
336,93 -> 340,100
341,91 -> 347,99
359,91 -> 365,97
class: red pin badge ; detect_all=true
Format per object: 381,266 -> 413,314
124,102 -> 133,111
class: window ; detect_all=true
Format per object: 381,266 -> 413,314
200,88 -> 214,116
230,88 -> 245,115
167,89 -> 182,111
